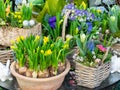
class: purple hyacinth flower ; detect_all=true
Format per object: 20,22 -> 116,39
49,22 -> 56,29
48,16 -> 56,23
65,3 -> 75,9
86,22 -> 93,33
87,40 -> 95,52
91,14 -> 95,19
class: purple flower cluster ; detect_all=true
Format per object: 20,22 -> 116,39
61,4 -> 95,22
48,16 -> 56,28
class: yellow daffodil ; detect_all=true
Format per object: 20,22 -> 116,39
16,37 -> 20,42
18,15 -> 22,19
35,35 -> 40,41
10,46 -> 16,49
15,11 -> 21,15
63,44 -> 69,49
18,20 -> 22,23
10,40 -> 15,45
6,5 -> 10,16
16,36 -> 24,42
43,36 -> 49,44
81,1 -> 86,9
97,9 -> 101,13
41,50 -> 44,54
14,15 -> 17,18
20,36 -> 25,40
45,49 -> 52,56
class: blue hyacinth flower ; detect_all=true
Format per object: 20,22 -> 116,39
86,40 -> 95,52
86,22 -> 93,33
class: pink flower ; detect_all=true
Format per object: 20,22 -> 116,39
96,45 -> 107,52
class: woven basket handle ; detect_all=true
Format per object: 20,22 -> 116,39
101,46 -> 111,64
62,10 -> 71,41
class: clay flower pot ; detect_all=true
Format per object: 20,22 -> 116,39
10,60 -> 70,90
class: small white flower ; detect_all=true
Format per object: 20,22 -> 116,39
92,51 -> 95,55
93,55 -> 96,59
96,32 -> 99,34
23,20 -> 29,27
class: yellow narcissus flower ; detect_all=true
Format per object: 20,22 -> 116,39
16,37 -> 20,42
40,50 -> 44,54
45,49 -> 52,56
10,40 -> 15,45
14,15 -> 17,18
35,35 -> 40,41
15,12 -> 21,15
16,36 -> 24,42
10,46 -> 16,49
81,1 -> 86,9
6,5 -> 10,16
63,44 -> 69,49
18,15 -> 22,19
18,20 -> 22,23
20,36 -> 25,40
43,36 -> 49,44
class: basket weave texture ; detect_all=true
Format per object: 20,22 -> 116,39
0,49 -> 14,65
75,61 -> 111,88
0,23 -> 42,46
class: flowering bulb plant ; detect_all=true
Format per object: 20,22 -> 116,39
73,29 -> 112,67
11,35 -> 70,78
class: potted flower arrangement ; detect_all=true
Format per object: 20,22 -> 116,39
10,35 -> 70,90
72,25 -> 112,88
0,0 -> 41,46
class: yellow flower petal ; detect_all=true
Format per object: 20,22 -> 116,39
81,1 -> 86,9
10,40 -> 15,45
43,36 -> 49,44
45,49 -> 52,56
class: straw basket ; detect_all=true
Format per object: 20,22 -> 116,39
74,45 -> 111,88
75,61 -> 111,88
0,45 -> 14,64
0,23 -> 42,46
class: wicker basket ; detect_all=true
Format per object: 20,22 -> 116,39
0,23 -> 42,46
75,61 -> 111,88
0,45 -> 14,65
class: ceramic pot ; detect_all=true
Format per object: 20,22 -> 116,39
10,60 -> 70,90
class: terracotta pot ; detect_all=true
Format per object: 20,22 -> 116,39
10,60 -> 70,90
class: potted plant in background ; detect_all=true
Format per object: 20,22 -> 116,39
10,35 -> 70,90
0,0 -> 41,46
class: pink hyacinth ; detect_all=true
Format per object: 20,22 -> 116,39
96,45 -> 107,52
